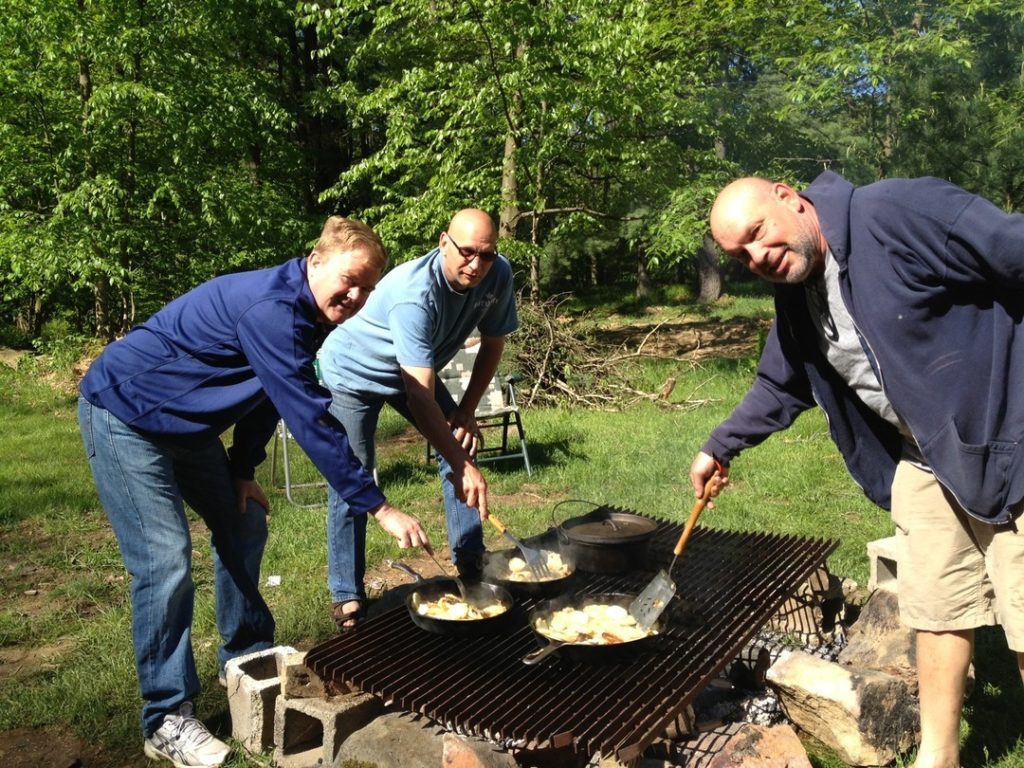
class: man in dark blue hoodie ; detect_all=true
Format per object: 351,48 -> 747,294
78,216 -> 428,768
690,173 -> 1024,768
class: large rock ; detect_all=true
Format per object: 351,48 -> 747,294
839,589 -> 917,693
335,711 -> 444,768
443,732 -> 518,768
334,711 -> 516,768
705,723 -> 812,767
766,651 -> 918,766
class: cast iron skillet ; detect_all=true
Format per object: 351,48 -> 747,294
522,591 -> 664,665
391,561 -> 515,636
480,546 -> 578,598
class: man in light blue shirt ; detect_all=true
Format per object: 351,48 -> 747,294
318,208 -> 519,630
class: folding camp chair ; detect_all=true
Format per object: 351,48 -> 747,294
269,420 -> 326,507
426,342 -> 532,475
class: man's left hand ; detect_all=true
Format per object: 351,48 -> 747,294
234,478 -> 271,517
448,408 -> 482,458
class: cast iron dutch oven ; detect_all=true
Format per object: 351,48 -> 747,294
522,591 -> 664,665
391,561 -> 515,636
553,502 -> 658,574
480,546 -> 578,599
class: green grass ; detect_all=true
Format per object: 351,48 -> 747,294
1,302 -> 1022,767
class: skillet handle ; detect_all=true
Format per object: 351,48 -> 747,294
522,639 -> 565,665
390,561 -> 424,582
673,470 -> 722,557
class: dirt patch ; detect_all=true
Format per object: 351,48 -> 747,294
0,725 -> 135,768
0,640 -> 75,683
1,520 -> 120,630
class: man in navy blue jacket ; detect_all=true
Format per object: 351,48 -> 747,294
690,172 -> 1024,768
78,216 -> 428,768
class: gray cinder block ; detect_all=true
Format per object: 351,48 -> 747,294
867,536 -> 899,593
273,692 -> 383,768
225,645 -> 296,753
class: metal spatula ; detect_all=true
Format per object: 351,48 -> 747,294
487,513 -> 552,580
629,470 -> 722,630
422,544 -> 473,604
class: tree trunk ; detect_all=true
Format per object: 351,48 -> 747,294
527,100 -> 547,301
697,233 -> 722,303
529,210 -> 541,301
636,242 -> 652,300
94,273 -> 114,342
499,130 -> 519,239
498,90 -> 522,240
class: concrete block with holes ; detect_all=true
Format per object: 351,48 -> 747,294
224,645 -> 296,754
277,650 -> 330,700
273,692 -> 383,768
866,536 -> 899,593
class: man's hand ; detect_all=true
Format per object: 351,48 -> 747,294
688,451 -> 729,508
234,478 -> 271,516
370,503 -> 431,549
446,461 -> 489,520
448,407 -> 482,457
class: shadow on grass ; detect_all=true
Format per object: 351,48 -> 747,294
375,437 -> 580,488
961,626 -> 1024,765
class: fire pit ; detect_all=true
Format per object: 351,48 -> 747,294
306,509 -> 836,763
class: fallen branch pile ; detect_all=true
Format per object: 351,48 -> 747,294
507,294 -> 712,411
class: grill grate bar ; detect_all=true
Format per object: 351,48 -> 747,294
306,513 -> 836,762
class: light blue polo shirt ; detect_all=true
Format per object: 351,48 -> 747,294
319,248 -> 518,397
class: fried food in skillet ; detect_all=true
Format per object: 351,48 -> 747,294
534,602 -> 656,644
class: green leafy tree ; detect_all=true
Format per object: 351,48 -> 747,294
0,0 -> 311,340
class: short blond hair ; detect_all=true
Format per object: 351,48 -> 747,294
314,216 -> 388,272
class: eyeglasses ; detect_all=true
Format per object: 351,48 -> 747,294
444,232 -> 498,263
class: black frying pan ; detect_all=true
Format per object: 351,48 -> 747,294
522,591 -> 663,665
480,547 -> 578,598
391,561 -> 515,636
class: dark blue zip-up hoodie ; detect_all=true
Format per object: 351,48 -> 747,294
704,171 -> 1024,524
80,257 -> 385,515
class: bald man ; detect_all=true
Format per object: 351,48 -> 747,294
691,172 -> 1024,768
317,208 -> 519,630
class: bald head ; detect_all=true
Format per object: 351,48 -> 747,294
709,177 -> 825,284
440,208 -> 498,291
447,208 -> 497,243
710,177 -> 774,250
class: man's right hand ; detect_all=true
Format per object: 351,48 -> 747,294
447,461 -> 489,520
370,503 -> 431,550
689,451 -> 729,506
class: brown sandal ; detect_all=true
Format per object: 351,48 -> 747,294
331,600 -> 365,632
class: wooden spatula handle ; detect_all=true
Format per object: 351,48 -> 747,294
487,513 -> 508,534
673,471 -> 721,557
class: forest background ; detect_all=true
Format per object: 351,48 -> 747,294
3,0 -> 1024,349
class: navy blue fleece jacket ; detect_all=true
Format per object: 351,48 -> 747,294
704,171 -> 1024,524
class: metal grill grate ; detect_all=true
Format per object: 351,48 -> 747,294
307,510 -> 836,763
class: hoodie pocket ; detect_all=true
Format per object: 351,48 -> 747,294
920,419 -> 1015,519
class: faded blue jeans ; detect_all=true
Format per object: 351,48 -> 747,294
78,398 -> 274,736
326,386 -> 484,604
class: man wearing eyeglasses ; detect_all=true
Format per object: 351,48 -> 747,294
317,207 -> 518,630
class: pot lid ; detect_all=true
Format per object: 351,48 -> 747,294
559,508 -> 657,545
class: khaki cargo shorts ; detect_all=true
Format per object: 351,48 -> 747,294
891,460 -> 1024,651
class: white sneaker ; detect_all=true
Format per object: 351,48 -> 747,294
143,702 -> 230,768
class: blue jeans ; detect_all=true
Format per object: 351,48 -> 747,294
78,398 -> 274,736
326,386 -> 484,603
